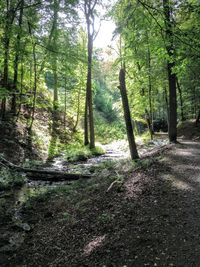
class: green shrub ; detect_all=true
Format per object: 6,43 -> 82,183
63,143 -> 105,162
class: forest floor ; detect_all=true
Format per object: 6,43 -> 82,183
1,138 -> 200,267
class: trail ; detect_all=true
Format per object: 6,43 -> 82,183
2,140 -> 200,267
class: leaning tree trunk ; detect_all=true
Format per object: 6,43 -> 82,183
119,68 -> 139,160
163,0 -> 177,143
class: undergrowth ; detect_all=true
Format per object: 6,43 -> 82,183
0,167 -> 25,190
22,156 -> 157,210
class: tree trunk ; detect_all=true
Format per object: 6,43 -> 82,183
73,86 -> 81,132
145,109 -> 153,140
1,2 -> 16,119
86,36 -> 95,149
16,61 -> 24,121
52,0 -> 59,113
84,0 -> 96,149
29,43 -> 37,131
147,34 -> 154,137
12,0 -> 24,114
1,17 -> 10,119
164,85 -> 169,126
196,110 -> 200,125
119,68 -> 139,160
163,0 -> 177,143
176,78 -> 185,122
64,77 -> 67,129
84,97 -> 89,145
53,63 -> 58,111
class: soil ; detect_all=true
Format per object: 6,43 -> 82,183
1,139 -> 200,267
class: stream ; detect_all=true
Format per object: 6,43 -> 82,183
13,137 -> 169,203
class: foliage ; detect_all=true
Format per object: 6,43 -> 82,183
95,112 -> 126,144
63,143 -> 105,162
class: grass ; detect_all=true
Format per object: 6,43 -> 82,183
63,143 -> 105,162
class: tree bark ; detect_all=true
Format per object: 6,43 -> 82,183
73,86 -> 81,132
119,68 -> 139,160
12,0 -> 24,114
196,110 -> 200,125
86,36 -> 95,149
84,0 -> 96,149
52,0 -> 59,113
84,97 -> 89,145
176,78 -> 185,122
29,43 -> 37,131
163,0 -> 177,143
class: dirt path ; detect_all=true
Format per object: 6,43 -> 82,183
2,140 -> 200,267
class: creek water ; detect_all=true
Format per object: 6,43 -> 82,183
16,138 -> 169,201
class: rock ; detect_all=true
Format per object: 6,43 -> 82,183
21,223 -> 31,231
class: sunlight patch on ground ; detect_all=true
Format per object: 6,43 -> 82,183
162,174 -> 194,191
124,173 -> 145,199
83,235 -> 106,256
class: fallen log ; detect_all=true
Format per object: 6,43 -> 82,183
0,156 -> 91,181
25,171 -> 91,181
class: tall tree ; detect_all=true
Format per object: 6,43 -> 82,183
12,0 -> 24,114
84,0 -> 98,149
119,67 -> 139,160
163,0 -> 177,143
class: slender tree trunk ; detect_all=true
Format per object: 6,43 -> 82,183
1,1 -> 17,119
147,40 -> 153,138
164,85 -> 169,126
1,17 -> 10,119
176,78 -> 184,122
119,68 -> 139,160
64,77 -> 67,129
52,0 -> 59,113
86,36 -> 95,149
29,43 -> 37,131
84,97 -> 89,145
73,86 -> 81,132
53,63 -> 58,112
145,109 -> 153,140
192,86 -> 197,119
163,0 -> 177,143
84,0 -> 97,149
196,110 -> 200,125
16,61 -> 24,121
12,0 -> 24,114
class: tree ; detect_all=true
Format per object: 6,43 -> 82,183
119,67 -> 139,160
84,0 -> 98,149
163,0 -> 177,143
